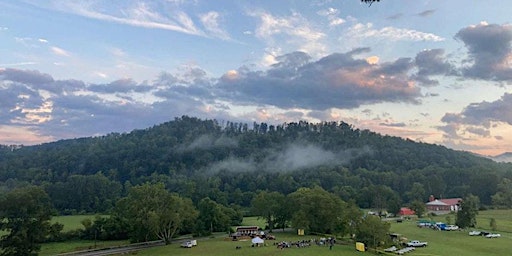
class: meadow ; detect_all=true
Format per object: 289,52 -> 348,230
38,210 -> 512,256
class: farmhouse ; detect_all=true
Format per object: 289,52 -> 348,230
426,195 -> 462,215
231,226 -> 260,239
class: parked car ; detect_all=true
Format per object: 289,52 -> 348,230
180,240 -> 197,248
406,240 -> 428,247
445,225 -> 459,231
469,230 -> 481,236
485,233 -> 501,238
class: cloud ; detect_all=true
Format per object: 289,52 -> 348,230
455,22 -> 512,81
380,122 -> 406,127
0,68 -> 54,85
217,50 -> 421,110
317,7 -> 345,27
417,9 -> 435,17
413,49 -> 457,85
386,13 -> 403,20
199,11 -> 230,40
53,1 -> 204,36
439,93 -> 512,143
347,23 -> 445,42
88,79 -> 152,94
206,143 -> 370,174
51,46 -> 71,57
0,45 -> 435,143
249,10 -> 326,57
441,93 -> 512,128
182,134 -> 238,151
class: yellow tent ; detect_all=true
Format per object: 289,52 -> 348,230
355,242 -> 365,252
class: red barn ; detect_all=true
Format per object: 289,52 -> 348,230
399,207 -> 415,216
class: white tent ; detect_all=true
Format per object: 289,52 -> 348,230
251,237 -> 264,244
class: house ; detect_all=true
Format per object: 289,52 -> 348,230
426,195 -> 462,215
231,226 -> 260,239
398,207 -> 415,216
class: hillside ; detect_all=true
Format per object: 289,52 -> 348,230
0,116 -> 511,213
490,152 -> 512,163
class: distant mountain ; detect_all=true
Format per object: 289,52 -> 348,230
490,152 -> 512,163
0,115 -> 511,211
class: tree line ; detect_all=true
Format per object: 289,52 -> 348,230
0,183 -> 392,255
1,182 -> 482,255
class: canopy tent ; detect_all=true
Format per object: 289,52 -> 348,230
251,237 -> 264,244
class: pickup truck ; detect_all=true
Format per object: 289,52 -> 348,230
406,240 -> 428,247
180,240 -> 197,248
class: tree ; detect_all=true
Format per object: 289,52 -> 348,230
0,186 -> 54,256
405,182 -> 426,203
409,200 -> 426,218
251,191 -> 286,232
288,187 -> 345,234
491,178 -> 512,208
115,183 -> 197,244
355,215 -> 390,249
490,218 -> 497,231
195,198 -> 231,236
455,194 -> 479,229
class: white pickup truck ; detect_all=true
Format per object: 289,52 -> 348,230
406,240 -> 428,247
180,240 -> 197,248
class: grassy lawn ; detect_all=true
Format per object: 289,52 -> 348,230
40,240 -> 129,256
389,214 -> 512,256
36,210 -> 512,256
133,232 -> 364,256
240,216 -> 266,228
51,214 -> 107,232
476,209 -> 512,233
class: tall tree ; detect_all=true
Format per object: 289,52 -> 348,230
355,215 -> 391,249
456,194 -> 479,229
0,186 -> 54,256
116,183 -> 197,244
195,198 -> 230,236
288,187 -> 345,234
491,178 -> 512,208
251,191 -> 286,232
409,200 -> 426,218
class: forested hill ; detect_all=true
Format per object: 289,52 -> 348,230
0,116 -> 511,213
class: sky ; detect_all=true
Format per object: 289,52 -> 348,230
1,0 -> 512,156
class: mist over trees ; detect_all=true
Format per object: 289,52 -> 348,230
0,115 -> 511,216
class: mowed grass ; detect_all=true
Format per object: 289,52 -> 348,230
133,232 -> 363,256
40,240 -> 128,256
40,214 -> 129,255
35,209 -> 512,255
241,216 -> 267,228
51,215 -> 105,232
389,214 -> 512,256
476,209 -> 512,233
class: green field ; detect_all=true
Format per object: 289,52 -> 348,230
51,215 -> 105,232
40,240 -> 128,256
34,210 -> 512,255
136,233 -> 363,256
130,211 -> 512,256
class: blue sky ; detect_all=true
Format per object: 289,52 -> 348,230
1,0 -> 512,156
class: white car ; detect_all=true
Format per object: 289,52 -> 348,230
469,231 -> 481,236
485,233 -> 501,238
445,225 -> 459,231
